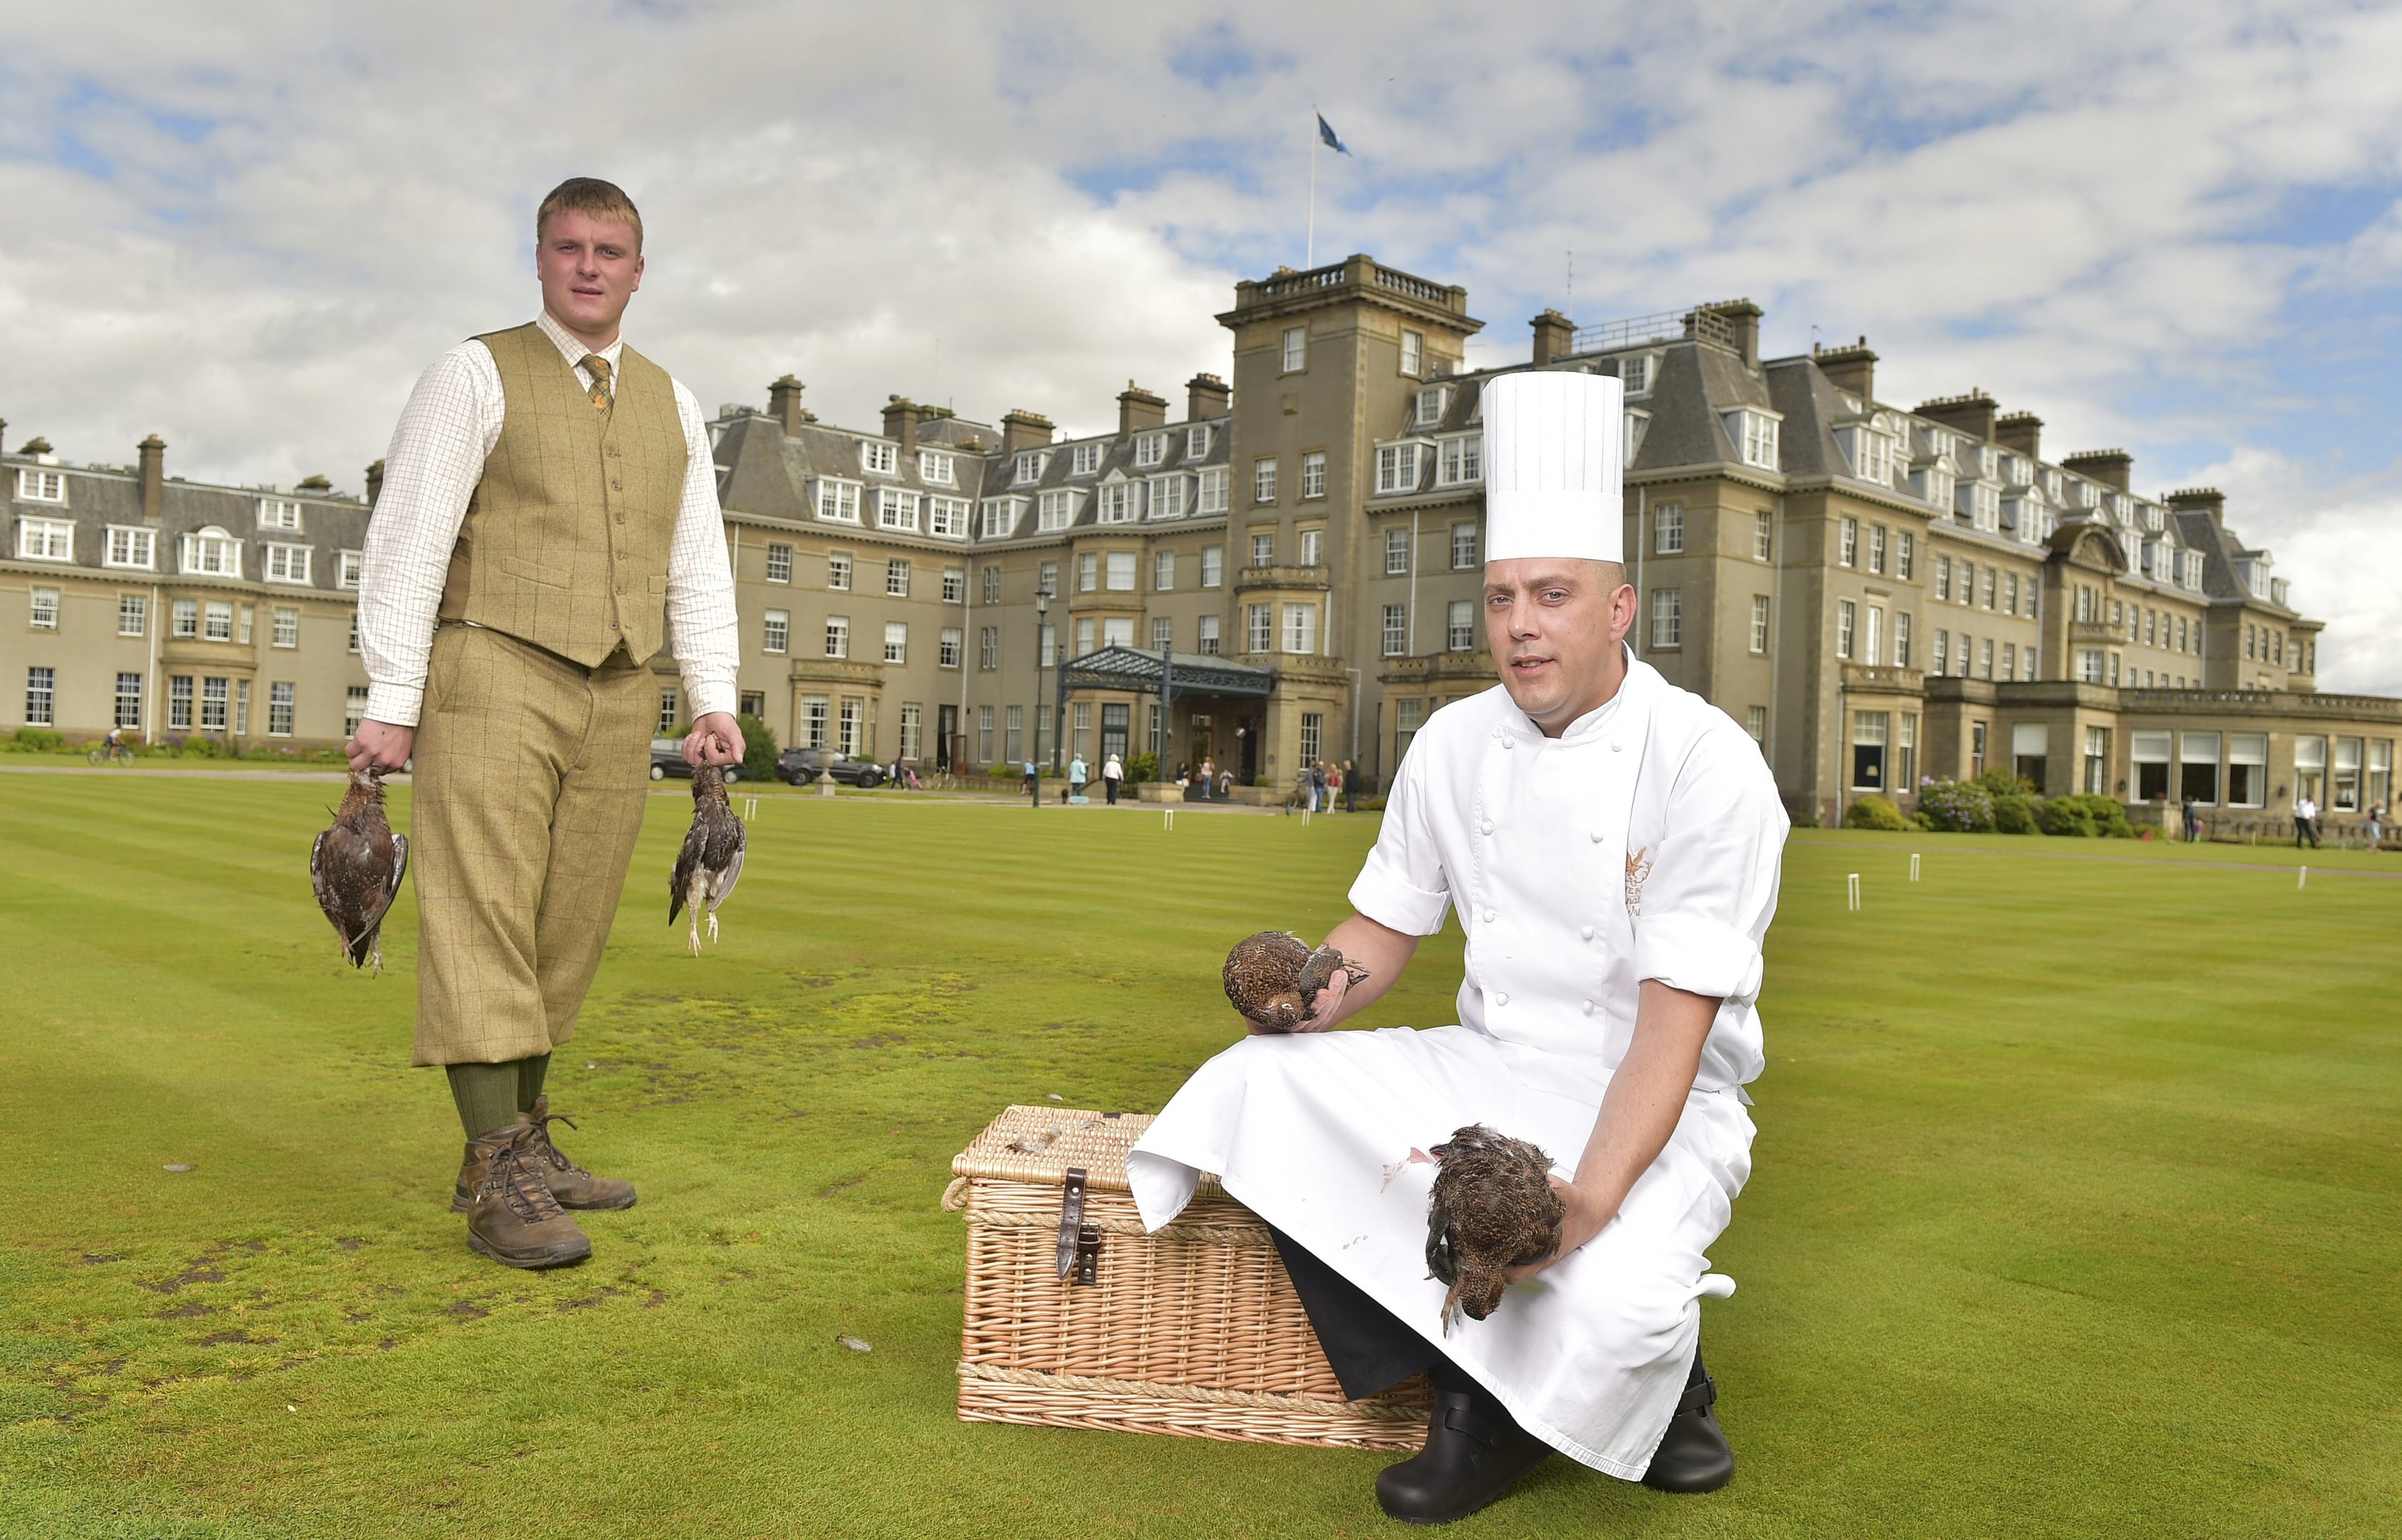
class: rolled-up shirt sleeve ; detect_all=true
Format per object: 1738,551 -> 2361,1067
1347,746 -> 1452,935
1632,722 -> 1789,1003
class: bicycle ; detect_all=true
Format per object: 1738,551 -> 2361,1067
86,742 -> 133,766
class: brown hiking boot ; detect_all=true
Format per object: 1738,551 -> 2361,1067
449,1096 -> 637,1213
458,1123 -> 591,1270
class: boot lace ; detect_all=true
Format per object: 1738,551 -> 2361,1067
479,1136 -> 566,1223
525,1110 -> 591,1179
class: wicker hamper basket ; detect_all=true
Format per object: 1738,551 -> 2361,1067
944,1104 -> 1430,1449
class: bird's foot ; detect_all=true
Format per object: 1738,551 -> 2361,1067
706,913 -> 720,945
687,924 -> 702,958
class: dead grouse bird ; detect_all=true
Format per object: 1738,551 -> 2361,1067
1425,1124 -> 1566,1333
310,767 -> 408,972
1221,930 -> 1369,1032
668,764 -> 745,956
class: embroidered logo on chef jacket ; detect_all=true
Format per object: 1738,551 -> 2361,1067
1625,846 -> 1654,915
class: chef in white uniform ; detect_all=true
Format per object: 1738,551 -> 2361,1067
1128,369 -> 1788,1524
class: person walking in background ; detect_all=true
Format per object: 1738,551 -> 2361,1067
2181,793 -> 2200,843
350,177 -> 742,1271
1197,756 -> 1216,802
1023,759 -> 1037,800
1103,751 -> 1123,805
2368,806 -> 2385,848
1341,759 -> 1356,813
1309,758 -> 1328,813
1068,752 -> 1088,803
2294,793 -> 2320,849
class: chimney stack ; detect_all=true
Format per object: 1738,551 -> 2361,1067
881,396 -> 923,458
1814,339 -> 1876,401
1000,409 -> 1055,459
1700,299 -> 1763,369
1185,372 -> 1230,421
767,374 -> 809,436
1529,309 -> 1575,366
2165,486 -> 2226,526
1995,412 -> 2042,462
1117,381 -> 1168,436
2060,448 -> 2132,492
366,458 -> 386,510
138,433 -> 166,523
1916,390 -> 1999,443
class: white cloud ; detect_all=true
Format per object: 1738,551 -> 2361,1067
3,0 -> 2399,686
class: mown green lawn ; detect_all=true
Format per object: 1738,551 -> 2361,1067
0,776 -> 2395,1539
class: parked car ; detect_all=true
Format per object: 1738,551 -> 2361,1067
776,746 -> 885,787
650,738 -> 742,782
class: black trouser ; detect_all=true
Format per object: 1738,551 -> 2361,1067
1105,779 -> 1118,804
2296,817 -> 2316,848
1268,1227 -> 1704,1412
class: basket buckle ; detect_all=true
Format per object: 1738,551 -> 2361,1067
1056,1166 -> 1088,1280
1073,1223 -> 1100,1287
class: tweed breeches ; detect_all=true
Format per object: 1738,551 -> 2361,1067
411,623 -> 654,1066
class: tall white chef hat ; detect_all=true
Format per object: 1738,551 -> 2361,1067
1479,370 -> 1625,563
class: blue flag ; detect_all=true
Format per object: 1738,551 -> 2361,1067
1317,112 -> 1349,155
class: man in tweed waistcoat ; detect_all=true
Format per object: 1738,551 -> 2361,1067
350,178 -> 742,1270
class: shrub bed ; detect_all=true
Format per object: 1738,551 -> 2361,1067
1843,794 -> 1910,831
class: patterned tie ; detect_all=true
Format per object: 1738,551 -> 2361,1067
580,354 -> 613,411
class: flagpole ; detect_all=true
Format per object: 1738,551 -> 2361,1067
1307,106 -> 1317,269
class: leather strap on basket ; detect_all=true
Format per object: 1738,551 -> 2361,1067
1057,1167 -> 1088,1280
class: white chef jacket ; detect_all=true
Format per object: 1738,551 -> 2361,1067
1130,652 -> 1789,1478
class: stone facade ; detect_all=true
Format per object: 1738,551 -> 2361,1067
5,255 -> 2394,828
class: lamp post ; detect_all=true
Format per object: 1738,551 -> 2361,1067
1031,585 -> 1051,807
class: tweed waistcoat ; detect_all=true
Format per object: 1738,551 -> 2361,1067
437,322 -> 687,667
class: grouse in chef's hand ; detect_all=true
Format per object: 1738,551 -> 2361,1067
1221,930 -> 1369,1033
311,767 -> 409,972
669,764 -> 745,956
1426,1124 -> 1567,1333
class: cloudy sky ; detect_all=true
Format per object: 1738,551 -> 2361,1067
6,1 -> 2400,691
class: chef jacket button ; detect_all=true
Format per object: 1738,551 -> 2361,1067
1491,727 -> 1503,739
1581,999 -> 1595,1015
1501,737 -> 1514,751
1495,992 -> 1510,1007
1611,739 -> 1624,752
1589,830 -> 1604,842
1580,924 -> 1595,940
1481,908 -> 1497,923
1480,819 -> 1494,834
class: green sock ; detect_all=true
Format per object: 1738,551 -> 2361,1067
446,1062 -> 522,1139
518,1052 -> 551,1113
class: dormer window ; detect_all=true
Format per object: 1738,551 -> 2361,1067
1185,425 -> 1210,458
1839,426 -> 1894,484
981,497 -> 1025,538
1436,433 -> 1482,487
264,542 -> 312,585
1148,474 -> 1188,520
106,526 -> 157,570
1135,432 -> 1167,469
815,478 -> 863,524
16,515 -> 73,561
861,441 -> 897,476
1374,441 -> 1427,496
1721,409 -> 1781,471
1620,355 -> 1652,396
1070,442 -> 1104,476
1038,488 -> 1081,532
1096,481 -> 1136,525
917,450 -> 954,486
258,497 -> 304,532
180,525 -> 241,575
877,489 -> 921,533
1414,386 -> 1450,428
14,468 -> 65,503
1013,450 -> 1048,486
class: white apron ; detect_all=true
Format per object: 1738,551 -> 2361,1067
1130,659 -> 1781,1479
